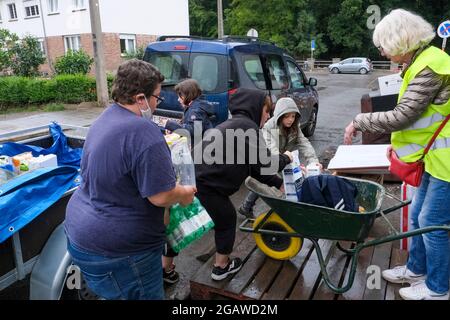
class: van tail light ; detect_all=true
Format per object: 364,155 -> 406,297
173,45 -> 188,50
228,88 -> 238,96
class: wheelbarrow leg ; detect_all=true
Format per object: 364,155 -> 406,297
310,238 -> 361,294
336,242 -> 356,256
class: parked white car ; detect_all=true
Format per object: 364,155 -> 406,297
328,58 -> 373,75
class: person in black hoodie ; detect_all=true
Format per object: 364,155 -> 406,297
194,88 -> 293,280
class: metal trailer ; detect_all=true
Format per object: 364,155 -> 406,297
0,124 -> 89,300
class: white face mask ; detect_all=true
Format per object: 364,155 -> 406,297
140,96 -> 153,121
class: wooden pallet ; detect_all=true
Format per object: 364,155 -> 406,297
190,235 -> 408,300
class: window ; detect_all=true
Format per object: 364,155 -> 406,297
265,55 -> 287,90
47,0 -> 58,14
190,53 -> 227,93
119,34 -> 136,55
242,54 -> 266,89
146,52 -> 188,85
64,35 -> 81,52
25,4 -> 40,17
287,60 -> 304,89
72,0 -> 85,10
191,55 -> 219,92
38,39 -> 46,56
8,3 -> 18,20
352,59 -> 363,64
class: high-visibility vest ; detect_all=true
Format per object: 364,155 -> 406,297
391,46 -> 450,182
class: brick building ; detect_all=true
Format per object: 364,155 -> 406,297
0,0 -> 189,74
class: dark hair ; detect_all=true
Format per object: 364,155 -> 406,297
111,59 -> 164,105
277,112 -> 300,137
174,79 -> 202,105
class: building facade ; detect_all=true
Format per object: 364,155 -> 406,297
0,0 -> 189,74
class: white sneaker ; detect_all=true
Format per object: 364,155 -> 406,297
399,280 -> 449,300
382,265 -> 426,284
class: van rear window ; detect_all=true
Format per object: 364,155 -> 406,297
145,52 -> 188,85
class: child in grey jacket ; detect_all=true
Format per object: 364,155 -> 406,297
238,97 -> 321,218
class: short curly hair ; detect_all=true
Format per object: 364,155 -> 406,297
111,59 -> 164,105
373,9 -> 435,56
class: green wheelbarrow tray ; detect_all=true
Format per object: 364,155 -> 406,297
239,176 -> 450,294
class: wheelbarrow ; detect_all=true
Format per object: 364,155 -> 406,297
239,176 -> 450,294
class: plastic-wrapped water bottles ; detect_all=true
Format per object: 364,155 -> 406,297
171,137 -> 196,187
282,150 -> 304,201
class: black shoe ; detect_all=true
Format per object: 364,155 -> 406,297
238,205 -> 254,218
163,266 -> 180,284
211,258 -> 243,281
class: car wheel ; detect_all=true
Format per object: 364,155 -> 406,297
359,68 -> 368,75
331,67 -> 339,74
302,106 -> 318,137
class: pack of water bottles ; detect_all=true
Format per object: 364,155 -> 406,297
164,133 -> 213,252
282,150 -> 304,201
166,197 -> 214,253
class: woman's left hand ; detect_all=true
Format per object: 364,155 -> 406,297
344,121 -> 357,145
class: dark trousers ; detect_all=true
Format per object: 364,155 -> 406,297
196,187 -> 236,255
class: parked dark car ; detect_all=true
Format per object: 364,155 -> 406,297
143,36 -> 319,137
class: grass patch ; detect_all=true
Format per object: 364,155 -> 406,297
43,103 -> 65,112
0,105 -> 41,115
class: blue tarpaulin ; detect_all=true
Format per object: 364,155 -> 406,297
0,122 -> 82,167
0,123 -> 83,243
0,166 -> 79,243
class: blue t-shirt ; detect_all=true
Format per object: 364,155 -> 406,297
65,104 -> 176,257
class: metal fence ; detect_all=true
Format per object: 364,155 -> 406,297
296,60 -> 393,71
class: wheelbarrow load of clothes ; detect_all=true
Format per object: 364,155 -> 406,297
239,175 -> 450,294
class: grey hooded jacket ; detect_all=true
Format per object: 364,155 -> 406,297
262,98 -> 319,164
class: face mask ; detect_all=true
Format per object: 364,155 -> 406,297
139,96 -> 153,121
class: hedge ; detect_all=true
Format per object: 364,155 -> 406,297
0,74 -> 115,109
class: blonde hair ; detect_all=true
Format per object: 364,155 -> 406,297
373,9 -> 435,56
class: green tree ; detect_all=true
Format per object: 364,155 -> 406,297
10,35 -> 46,77
54,50 -> 94,75
123,46 -> 145,60
0,29 -> 19,72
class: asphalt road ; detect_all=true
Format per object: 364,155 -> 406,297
0,69 -> 400,300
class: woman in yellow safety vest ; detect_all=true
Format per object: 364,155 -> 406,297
344,9 -> 450,300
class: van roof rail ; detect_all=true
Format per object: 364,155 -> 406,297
220,35 -> 275,45
156,35 -> 214,42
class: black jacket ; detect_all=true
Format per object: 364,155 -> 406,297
194,88 -> 290,196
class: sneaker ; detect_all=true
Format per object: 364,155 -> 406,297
382,265 -> 426,284
238,205 -> 254,219
163,265 -> 180,284
399,280 -> 449,300
211,257 -> 243,281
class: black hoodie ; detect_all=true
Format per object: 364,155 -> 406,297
194,88 -> 290,196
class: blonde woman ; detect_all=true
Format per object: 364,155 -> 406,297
344,9 -> 450,300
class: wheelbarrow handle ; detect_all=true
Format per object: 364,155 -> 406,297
377,191 -> 411,217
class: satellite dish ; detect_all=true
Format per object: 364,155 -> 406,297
247,28 -> 258,38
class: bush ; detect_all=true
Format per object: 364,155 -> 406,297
0,74 -> 100,108
10,35 -> 46,77
0,29 -> 19,72
0,77 -> 30,107
55,50 -> 94,75
53,74 -> 96,103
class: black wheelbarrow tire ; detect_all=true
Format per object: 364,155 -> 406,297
253,212 -> 303,260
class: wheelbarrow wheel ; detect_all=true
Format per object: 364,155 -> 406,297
253,212 -> 303,260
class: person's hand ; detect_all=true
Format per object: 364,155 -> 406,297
165,129 -> 172,135
344,121 -> 357,145
179,185 -> 197,207
284,150 -> 293,163
279,184 -> 285,194
300,165 -> 307,176
386,145 -> 393,161
317,162 -> 324,172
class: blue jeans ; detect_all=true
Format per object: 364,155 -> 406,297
406,172 -> 450,294
67,240 -> 164,300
